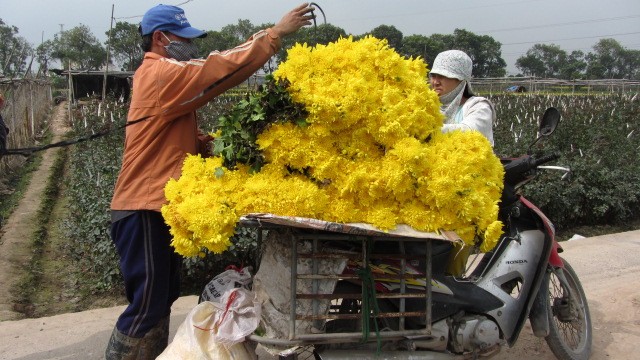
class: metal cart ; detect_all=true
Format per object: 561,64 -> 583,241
241,214 -> 460,358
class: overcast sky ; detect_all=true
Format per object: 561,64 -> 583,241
2,0 -> 639,74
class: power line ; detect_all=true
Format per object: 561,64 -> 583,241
501,31 -> 640,46
476,14 -> 640,33
113,14 -> 144,20
502,42 -> 639,56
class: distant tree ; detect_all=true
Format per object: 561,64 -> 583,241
198,21 -> 340,74
516,44 -> 567,78
212,19 -> 279,72
194,19 -> 266,68
364,27 -> 506,77
560,50 -> 587,79
515,53 -> 545,77
196,30 -> 240,54
585,38 -> 640,79
400,34 -> 447,66
624,49 -> 640,80
35,40 -> 55,76
299,23 -> 347,46
422,34 -> 454,67
107,22 -> 143,71
369,25 -> 403,50
0,18 -> 32,77
52,24 -> 107,70
448,29 -> 506,78
221,19 -> 260,43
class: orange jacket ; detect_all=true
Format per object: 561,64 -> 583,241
111,29 -> 281,211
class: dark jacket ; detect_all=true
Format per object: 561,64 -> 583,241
0,114 -> 9,154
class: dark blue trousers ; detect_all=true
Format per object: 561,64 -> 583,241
110,210 -> 182,338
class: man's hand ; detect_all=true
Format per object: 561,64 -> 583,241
271,3 -> 316,38
197,133 -> 215,157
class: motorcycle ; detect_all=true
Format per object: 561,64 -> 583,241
220,107 -> 592,360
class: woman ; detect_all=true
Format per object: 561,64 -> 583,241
430,50 -> 497,276
429,50 -> 495,146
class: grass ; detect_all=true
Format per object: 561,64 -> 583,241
0,155 -> 44,230
31,148 -> 125,317
0,126 -> 56,228
14,146 -> 68,315
13,141 -> 127,318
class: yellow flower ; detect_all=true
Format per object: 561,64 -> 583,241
162,36 -> 505,257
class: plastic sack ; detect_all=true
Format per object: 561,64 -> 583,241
254,230 -> 347,342
158,288 -> 261,359
201,266 -> 252,302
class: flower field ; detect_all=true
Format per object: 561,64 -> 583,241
492,92 -> 640,228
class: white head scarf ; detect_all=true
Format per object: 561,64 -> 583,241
430,50 -> 474,123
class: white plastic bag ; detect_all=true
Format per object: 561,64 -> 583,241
158,288 -> 261,359
201,267 -> 252,302
210,288 -> 261,345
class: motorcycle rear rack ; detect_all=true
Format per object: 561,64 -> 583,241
242,220 -> 440,347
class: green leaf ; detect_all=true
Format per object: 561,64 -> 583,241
250,113 -> 265,122
295,118 -> 309,127
212,140 -> 225,155
214,167 -> 225,178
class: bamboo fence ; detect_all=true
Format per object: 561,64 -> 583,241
0,78 -> 53,180
471,77 -> 640,95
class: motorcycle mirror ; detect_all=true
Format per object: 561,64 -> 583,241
528,107 -> 561,152
539,107 -> 561,136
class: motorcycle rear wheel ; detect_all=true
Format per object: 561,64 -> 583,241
544,258 -> 592,360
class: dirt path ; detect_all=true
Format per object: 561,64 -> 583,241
0,103 -> 69,321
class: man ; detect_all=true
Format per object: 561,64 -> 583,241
106,3 -> 315,359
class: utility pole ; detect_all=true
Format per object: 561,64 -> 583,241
68,60 -> 72,125
102,4 -> 115,104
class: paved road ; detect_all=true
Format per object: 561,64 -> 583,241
1,231 -> 638,360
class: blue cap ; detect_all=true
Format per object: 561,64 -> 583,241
140,4 -> 206,38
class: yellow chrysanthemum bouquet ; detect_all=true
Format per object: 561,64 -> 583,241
161,36 -> 504,257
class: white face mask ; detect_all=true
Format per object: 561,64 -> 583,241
162,32 -> 200,61
439,80 -> 467,123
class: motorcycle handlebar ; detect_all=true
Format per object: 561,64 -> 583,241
532,153 -> 560,167
503,152 -> 560,187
